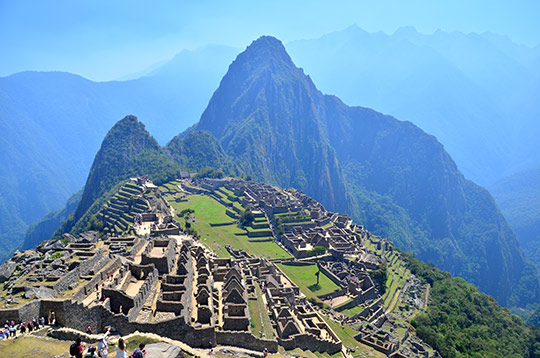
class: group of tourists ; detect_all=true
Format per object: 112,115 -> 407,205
70,328 -> 146,358
0,316 -> 48,340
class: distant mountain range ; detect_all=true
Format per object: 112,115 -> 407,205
0,45 -> 237,260
286,25 -> 540,186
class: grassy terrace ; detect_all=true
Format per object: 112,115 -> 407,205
339,304 -> 364,317
0,336 -> 71,357
167,193 -> 291,259
276,263 -> 339,302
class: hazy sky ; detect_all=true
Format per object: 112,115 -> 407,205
1,0 -> 539,81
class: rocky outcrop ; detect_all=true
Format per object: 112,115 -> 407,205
145,342 -> 184,358
0,261 -> 16,283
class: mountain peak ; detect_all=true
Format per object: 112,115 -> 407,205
231,35 -> 296,74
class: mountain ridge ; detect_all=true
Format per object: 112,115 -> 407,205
185,35 -> 538,307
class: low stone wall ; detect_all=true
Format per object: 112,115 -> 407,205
250,223 -> 270,230
317,288 -> 347,301
209,222 -> 236,227
225,210 -> 237,219
247,230 -> 272,238
318,264 -> 344,288
216,331 -> 278,352
278,334 -> 341,355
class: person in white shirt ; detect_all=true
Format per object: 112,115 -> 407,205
114,337 -> 128,358
96,327 -> 111,358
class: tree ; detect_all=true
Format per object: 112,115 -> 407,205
239,208 -> 255,226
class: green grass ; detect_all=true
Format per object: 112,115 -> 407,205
276,263 -> 339,301
248,298 -> 263,337
125,334 -> 163,352
0,336 -> 70,357
169,194 -> 291,259
340,305 -> 364,317
255,282 -> 275,339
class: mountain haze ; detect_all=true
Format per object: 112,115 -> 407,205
491,166 -> 540,272
0,45 -> 236,255
286,25 -> 540,186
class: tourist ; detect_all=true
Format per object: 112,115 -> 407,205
70,337 -> 85,358
40,316 -> 46,326
9,324 -> 16,337
85,345 -> 97,358
96,327 -> 111,358
114,337 -> 128,358
0,330 -> 4,340
131,343 -> 146,358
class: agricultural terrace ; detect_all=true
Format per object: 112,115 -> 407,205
363,238 -> 413,314
161,183 -> 291,259
276,263 -> 339,302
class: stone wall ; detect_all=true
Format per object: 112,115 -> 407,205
278,334 -> 341,354
73,258 -> 123,302
128,238 -> 147,261
53,249 -> 109,293
317,264 -> 344,288
215,331 -> 278,352
247,230 -> 273,238
141,239 -> 176,275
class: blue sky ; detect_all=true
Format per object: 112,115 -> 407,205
1,0 -> 539,81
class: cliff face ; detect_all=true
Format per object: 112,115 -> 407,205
187,36 -> 537,306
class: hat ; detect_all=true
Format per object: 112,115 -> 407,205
97,336 -> 104,340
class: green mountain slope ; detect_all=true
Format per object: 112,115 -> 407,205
22,190 -> 82,250
166,130 -> 237,173
490,165 -> 540,271
56,115 -> 179,236
188,36 -> 537,307
403,251 -> 540,358
196,36 -> 349,213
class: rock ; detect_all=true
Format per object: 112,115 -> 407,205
144,342 -> 184,358
62,233 -> 77,243
0,261 -> 17,282
23,286 -> 57,300
77,231 -> 100,243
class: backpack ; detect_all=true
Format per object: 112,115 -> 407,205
129,348 -> 144,358
70,343 -> 78,356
